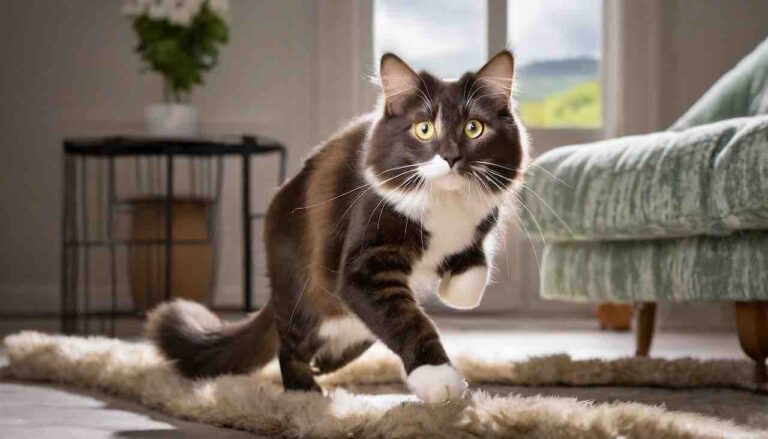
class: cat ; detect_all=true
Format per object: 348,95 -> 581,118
147,50 -> 528,403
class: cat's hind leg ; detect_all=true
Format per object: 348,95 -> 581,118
310,314 -> 375,375
272,281 -> 323,392
311,339 -> 373,375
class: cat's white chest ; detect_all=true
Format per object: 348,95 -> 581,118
407,191 -> 494,298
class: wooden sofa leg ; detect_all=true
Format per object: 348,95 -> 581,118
734,302 -> 768,393
634,302 -> 656,357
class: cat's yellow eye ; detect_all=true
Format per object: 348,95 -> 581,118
464,119 -> 484,139
413,121 -> 435,141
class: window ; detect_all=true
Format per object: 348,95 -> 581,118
507,0 -> 603,129
373,0 -> 487,79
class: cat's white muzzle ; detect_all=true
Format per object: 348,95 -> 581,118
419,155 -> 466,191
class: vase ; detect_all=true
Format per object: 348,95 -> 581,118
144,103 -> 199,137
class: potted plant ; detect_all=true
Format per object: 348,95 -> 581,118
122,0 -> 228,309
122,0 -> 229,136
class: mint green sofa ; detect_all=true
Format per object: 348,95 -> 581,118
521,38 -> 768,390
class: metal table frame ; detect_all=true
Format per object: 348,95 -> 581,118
61,135 -> 287,334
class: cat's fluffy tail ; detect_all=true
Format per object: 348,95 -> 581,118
146,299 -> 277,378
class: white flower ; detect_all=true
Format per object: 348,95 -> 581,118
168,0 -> 204,26
208,0 -> 229,15
147,0 -> 171,20
121,0 -> 150,17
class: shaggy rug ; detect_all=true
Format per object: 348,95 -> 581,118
2,331 -> 766,438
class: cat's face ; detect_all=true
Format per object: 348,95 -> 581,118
364,51 -> 527,198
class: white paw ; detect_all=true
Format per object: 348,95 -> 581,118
406,364 -> 467,403
438,266 -> 488,309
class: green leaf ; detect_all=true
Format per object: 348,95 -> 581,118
128,5 -> 229,101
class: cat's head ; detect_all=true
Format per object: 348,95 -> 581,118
364,50 -> 528,202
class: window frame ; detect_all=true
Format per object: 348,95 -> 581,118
488,0 -> 607,152
359,0 -> 609,152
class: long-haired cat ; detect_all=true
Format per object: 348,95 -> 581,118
147,50 -> 528,403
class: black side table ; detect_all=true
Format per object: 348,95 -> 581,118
61,135 -> 287,335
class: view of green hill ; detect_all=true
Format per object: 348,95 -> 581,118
520,80 -> 602,128
515,57 -> 601,128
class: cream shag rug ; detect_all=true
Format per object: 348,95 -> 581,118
2,331 -> 765,438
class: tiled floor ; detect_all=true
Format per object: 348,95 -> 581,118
0,316 -> 762,438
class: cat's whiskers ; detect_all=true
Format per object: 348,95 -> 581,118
482,168 -> 548,246
292,162 -> 425,213
506,197 -> 543,275
332,167 -> 421,237
361,171 -> 422,250
474,161 -> 525,173
530,163 -> 573,188
292,182 -> 371,213
470,171 -> 512,281
474,168 -> 543,276
477,165 -> 575,239
475,161 -> 540,179
287,273 -> 311,330
519,184 -> 576,238
473,165 -> 548,253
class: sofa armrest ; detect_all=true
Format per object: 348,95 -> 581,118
520,117 -> 754,242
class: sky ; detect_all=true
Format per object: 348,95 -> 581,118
508,0 -> 602,67
374,0 -> 601,78
374,0 -> 488,79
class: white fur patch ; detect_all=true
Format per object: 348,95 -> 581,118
316,315 -> 374,360
365,167 -> 428,218
406,363 -> 467,403
418,155 -> 450,180
418,155 -> 466,191
407,188 -> 499,301
438,265 -> 489,309
366,164 -> 507,305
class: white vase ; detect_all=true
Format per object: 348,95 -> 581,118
144,103 -> 199,137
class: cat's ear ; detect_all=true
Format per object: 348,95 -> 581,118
380,53 -> 420,114
475,50 -> 515,108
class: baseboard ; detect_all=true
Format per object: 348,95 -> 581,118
0,281 -> 266,316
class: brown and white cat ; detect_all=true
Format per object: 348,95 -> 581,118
147,50 -> 528,403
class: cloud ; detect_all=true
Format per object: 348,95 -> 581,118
508,0 -> 602,66
374,0 -> 487,78
372,0 -> 602,77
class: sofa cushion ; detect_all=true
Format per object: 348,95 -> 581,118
521,118 -> 748,242
672,37 -> 768,131
540,231 -> 768,302
709,115 -> 768,232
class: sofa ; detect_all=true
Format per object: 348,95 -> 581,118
521,37 -> 768,391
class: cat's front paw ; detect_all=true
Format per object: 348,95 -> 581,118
438,266 -> 488,309
406,364 -> 467,403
